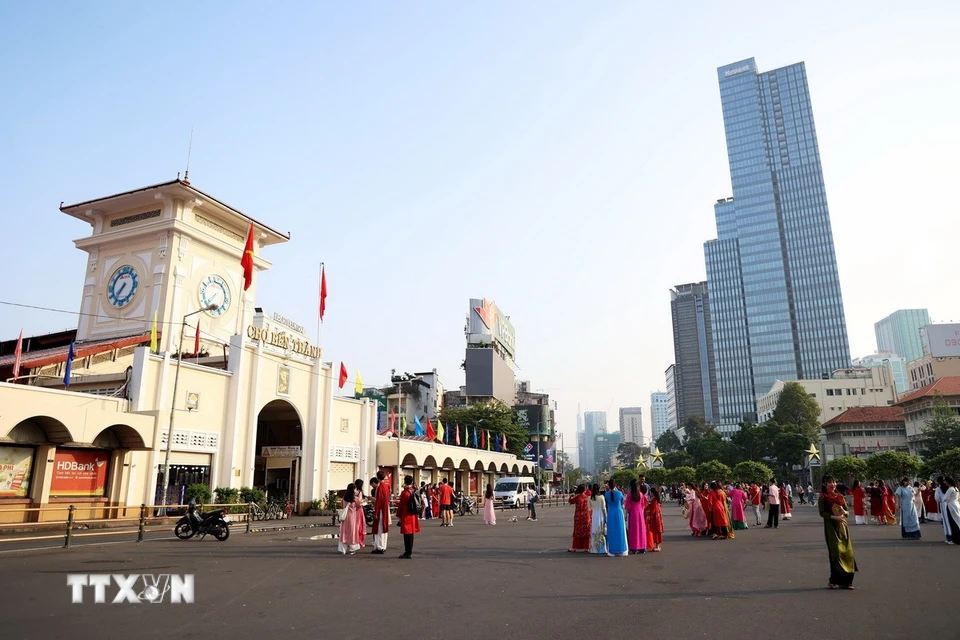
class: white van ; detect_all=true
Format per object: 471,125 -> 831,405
494,477 -> 536,509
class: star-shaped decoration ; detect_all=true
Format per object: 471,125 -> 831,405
806,443 -> 821,462
651,447 -> 664,466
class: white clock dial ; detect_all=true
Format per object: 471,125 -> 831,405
199,275 -> 231,317
106,265 -> 139,308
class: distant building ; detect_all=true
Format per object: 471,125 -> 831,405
618,407 -> 644,445
757,367 -> 897,427
853,352 -> 908,396
821,406 -> 907,457
670,282 -> 719,427
875,309 -> 931,364
384,369 -> 444,421
896,377 -> 960,456
464,298 -> 516,405
907,353 -> 960,390
583,411 -> 607,474
651,392 -> 670,442
664,365 -> 678,433
594,432 -> 620,475
908,323 -> 960,389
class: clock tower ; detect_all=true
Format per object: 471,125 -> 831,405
61,179 -> 289,350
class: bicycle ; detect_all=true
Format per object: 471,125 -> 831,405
250,502 -> 266,521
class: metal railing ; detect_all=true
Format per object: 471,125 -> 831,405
0,502 -> 254,548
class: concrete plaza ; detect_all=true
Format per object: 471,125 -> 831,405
0,501 -> 954,640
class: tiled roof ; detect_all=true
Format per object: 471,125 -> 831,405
0,332 -> 154,370
896,377 -> 960,405
822,405 -> 904,427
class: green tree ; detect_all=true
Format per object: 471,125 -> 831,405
565,467 -> 586,488
668,466 -> 697,486
922,448 -> 960,479
644,467 -> 669,487
609,467 -> 638,489
822,456 -> 868,485
771,423 -> 814,469
731,421 -> 774,463
616,442 -> 644,468
921,395 -> 960,458
439,401 -> 528,458
683,415 -> 716,441
732,460 -> 774,484
655,430 -> 682,453
772,382 -> 821,438
865,451 -> 922,486
663,450 -> 693,469
696,460 -> 732,484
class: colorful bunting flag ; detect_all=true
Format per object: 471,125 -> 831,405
414,416 -> 424,437
150,310 -> 158,352
426,418 -> 436,441
355,370 -> 364,395
63,342 -> 75,387
437,420 -> 445,444
455,424 -> 461,446
193,320 -> 201,356
338,362 -> 348,388
472,426 -> 478,448
12,329 -> 23,381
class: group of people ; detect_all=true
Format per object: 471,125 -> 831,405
567,476 -> 664,556
414,478 -> 457,526
846,476 -> 960,542
337,470 -> 424,559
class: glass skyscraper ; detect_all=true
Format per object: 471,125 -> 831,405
875,309 -> 931,364
704,58 -> 850,429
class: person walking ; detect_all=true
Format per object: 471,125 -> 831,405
765,479 -> 781,529
397,475 -> 420,559
940,477 -> 960,544
568,484 -> 591,553
894,477 -> 921,539
819,475 -> 857,589
913,481 -> 926,523
780,481 -> 793,521
850,479 -> 866,525
605,479 -> 628,557
483,483 -> 497,525
354,479 -> 367,547
526,485 -> 539,522
729,483 -> 748,530
338,483 -> 363,555
589,483 -> 607,554
748,482 -> 762,526
370,472 -> 391,554
709,482 -> 730,539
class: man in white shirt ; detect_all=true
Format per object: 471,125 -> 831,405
525,486 -> 538,522
765,480 -> 781,529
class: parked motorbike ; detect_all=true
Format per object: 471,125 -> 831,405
454,493 -> 477,516
363,502 -> 374,526
175,507 -> 230,541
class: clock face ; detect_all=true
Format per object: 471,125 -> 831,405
199,275 -> 231,317
106,265 -> 140,308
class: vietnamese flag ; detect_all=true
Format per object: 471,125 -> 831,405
426,418 -> 436,441
338,362 -> 348,389
240,223 -> 255,290
319,263 -> 327,322
480,429 -> 486,449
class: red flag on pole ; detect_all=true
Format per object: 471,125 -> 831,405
194,321 -> 201,356
481,429 -> 486,448
426,419 -> 436,441
319,264 -> 327,322
455,425 -> 461,446
240,224 -> 255,291
338,362 -> 348,388
12,329 -> 23,381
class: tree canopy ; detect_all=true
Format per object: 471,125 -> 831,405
438,401 -> 528,458
772,381 -> 821,437
732,460 -> 774,484
696,460 -> 731,484
616,442 -> 645,468
921,395 -> 960,458
655,430 -> 682,453
922,448 -> 960,480
865,451 -> 922,486
668,466 -> 697,485
822,456 -> 868,485
683,415 -> 716,441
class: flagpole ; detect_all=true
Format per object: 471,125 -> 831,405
316,262 -> 323,347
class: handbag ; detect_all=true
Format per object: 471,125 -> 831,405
338,505 -> 348,521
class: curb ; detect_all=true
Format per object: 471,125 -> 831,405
249,522 -> 338,533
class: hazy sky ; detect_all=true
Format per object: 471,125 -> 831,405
1,3 -> 958,457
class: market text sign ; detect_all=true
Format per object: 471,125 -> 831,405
0,446 -> 33,497
247,325 -> 321,359
261,446 -> 301,457
50,449 -> 109,497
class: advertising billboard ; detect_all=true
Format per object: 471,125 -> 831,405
50,449 -> 110,498
515,405 -> 550,435
0,446 -> 34,498
923,324 -> 960,358
466,298 -> 516,358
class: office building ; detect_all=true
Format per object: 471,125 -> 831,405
594,432 -> 620,475
582,411 -> 606,474
897,377 -> 960,455
853,352 -> 908,396
650,392 -> 670,442
670,282 -> 719,427
875,309 -> 931,364
704,58 -> 851,432
756,366 -> 897,426
618,407 -> 644,446
664,365 -> 678,433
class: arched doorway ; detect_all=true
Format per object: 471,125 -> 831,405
254,400 -> 303,506
0,416 -> 74,504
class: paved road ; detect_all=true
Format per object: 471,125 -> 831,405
0,501 -> 954,640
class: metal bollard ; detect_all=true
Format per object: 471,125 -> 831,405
245,503 -> 252,534
137,504 -> 147,542
64,505 -> 76,548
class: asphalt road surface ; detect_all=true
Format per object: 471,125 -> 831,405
0,501 -> 955,640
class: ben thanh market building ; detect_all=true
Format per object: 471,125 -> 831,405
0,178 -> 524,523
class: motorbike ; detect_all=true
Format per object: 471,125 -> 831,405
175,507 -> 230,541
454,493 -> 477,517
363,502 -> 374,526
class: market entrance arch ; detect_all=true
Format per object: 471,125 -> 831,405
254,400 -> 303,506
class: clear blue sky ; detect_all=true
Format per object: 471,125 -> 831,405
1,3 -> 958,454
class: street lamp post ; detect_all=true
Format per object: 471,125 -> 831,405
159,304 -> 217,512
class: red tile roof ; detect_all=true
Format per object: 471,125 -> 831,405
822,405 -> 904,427
896,377 -> 960,405
0,332 -> 155,370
